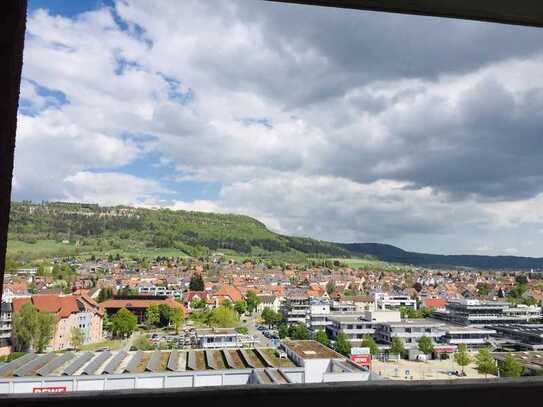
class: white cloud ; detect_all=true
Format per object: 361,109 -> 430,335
13,1 -> 543,256
61,171 -> 169,206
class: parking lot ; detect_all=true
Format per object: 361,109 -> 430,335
371,358 -> 498,380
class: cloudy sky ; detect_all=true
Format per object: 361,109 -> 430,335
14,0 -> 543,256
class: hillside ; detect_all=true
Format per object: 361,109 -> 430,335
8,201 -> 543,270
7,201 -> 348,259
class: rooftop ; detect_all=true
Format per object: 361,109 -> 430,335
282,340 -> 343,360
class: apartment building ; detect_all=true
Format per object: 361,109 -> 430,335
0,302 -> 12,356
12,294 -> 103,351
309,300 -> 331,332
282,294 -> 310,325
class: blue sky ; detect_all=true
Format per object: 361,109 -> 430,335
14,0 -> 543,256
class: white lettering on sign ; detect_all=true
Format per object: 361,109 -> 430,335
32,387 -> 67,393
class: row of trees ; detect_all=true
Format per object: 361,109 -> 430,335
453,344 -> 523,377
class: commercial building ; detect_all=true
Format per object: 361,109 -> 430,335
439,326 -> 496,350
281,340 -> 370,383
436,300 -> 541,326
374,293 -> 417,311
327,315 -> 375,346
0,342 -> 370,394
491,324 -> 543,350
375,319 -> 446,349
195,328 -> 257,349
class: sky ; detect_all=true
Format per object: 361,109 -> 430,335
13,0 -> 543,256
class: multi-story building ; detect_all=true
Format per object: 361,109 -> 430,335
327,314 -> 375,346
439,326 -> 496,350
375,319 -> 446,349
437,299 -> 541,326
282,294 -> 310,325
374,293 -> 417,311
256,295 -> 281,313
0,302 -> 12,356
308,299 -> 331,332
491,324 -> 543,350
327,310 -> 401,346
12,294 -> 104,351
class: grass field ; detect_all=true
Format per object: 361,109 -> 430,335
7,239 -> 188,261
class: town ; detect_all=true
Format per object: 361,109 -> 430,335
1,253 -> 543,394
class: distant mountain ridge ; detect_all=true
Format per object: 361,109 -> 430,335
8,201 -> 543,270
338,243 -> 543,270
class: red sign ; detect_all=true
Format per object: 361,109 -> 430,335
33,386 -> 67,393
351,354 -> 371,367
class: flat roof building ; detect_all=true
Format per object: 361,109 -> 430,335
435,300 -> 541,326
281,340 -> 370,383
491,324 -> 543,350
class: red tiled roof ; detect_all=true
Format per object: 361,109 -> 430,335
12,294 -> 79,318
184,291 -> 208,303
424,298 -> 448,309
214,285 -> 243,302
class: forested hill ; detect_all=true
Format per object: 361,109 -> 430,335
8,201 -> 543,269
338,243 -> 543,270
8,201 -> 349,257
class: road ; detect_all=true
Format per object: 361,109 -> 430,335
244,313 -> 273,347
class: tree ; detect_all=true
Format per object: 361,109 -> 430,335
12,303 -> 39,351
208,305 -> 239,328
453,344 -> 471,375
390,337 -> 405,356
500,354 -> 523,378
245,290 -> 260,314
12,303 -> 56,353
335,332 -> 351,356
70,327 -> 85,351
326,280 -> 336,295
289,324 -> 309,340
145,304 -> 160,327
236,326 -> 249,334
189,273 -> 205,291
418,336 -> 434,356
97,287 -> 113,303
169,307 -> 184,334
315,330 -> 329,347
475,347 -> 497,378
361,335 -> 379,355
190,297 -> 207,310
234,300 -> 247,316
111,308 -> 138,338
261,307 -> 282,328
34,312 -> 57,353
222,299 -> 233,309
278,324 -> 288,339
